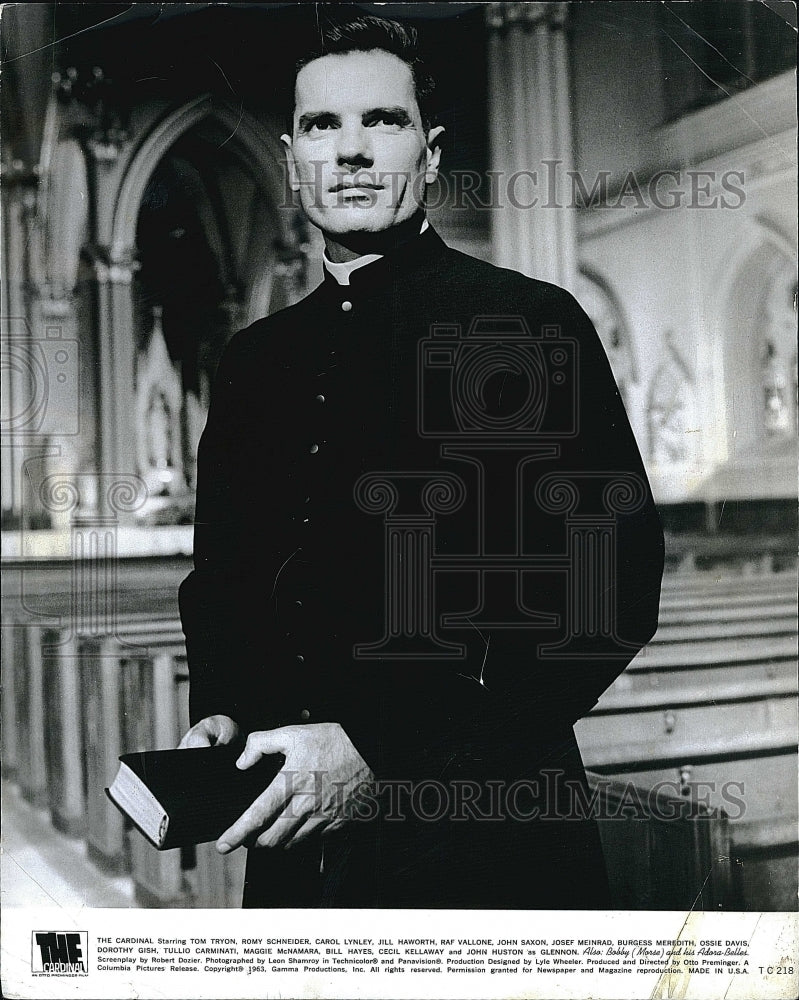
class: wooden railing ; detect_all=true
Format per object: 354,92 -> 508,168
3,557 -> 794,909
1,553 -> 247,908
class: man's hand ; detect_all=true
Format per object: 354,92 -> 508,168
177,714 -> 240,749
216,722 -> 374,854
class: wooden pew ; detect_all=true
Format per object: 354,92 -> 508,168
663,532 -> 796,574
75,615 -> 185,875
8,625 -> 49,809
41,627 -> 85,836
81,633 -> 128,873
114,627 -> 246,908
586,771 -> 732,910
118,623 -> 190,906
578,569 -> 798,911
3,558 -> 792,910
1,620 -> 20,781
658,570 -> 796,603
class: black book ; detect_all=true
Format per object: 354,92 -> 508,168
105,746 -> 285,850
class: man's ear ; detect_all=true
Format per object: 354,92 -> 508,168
424,125 -> 445,184
280,133 -> 300,192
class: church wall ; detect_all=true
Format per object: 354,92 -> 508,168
570,1 -> 668,184
576,75 -> 797,504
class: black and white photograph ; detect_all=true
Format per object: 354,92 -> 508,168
1,2 -> 797,998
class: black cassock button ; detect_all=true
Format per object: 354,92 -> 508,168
300,708 -> 311,721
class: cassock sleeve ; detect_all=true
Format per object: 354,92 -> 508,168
179,333 -> 259,730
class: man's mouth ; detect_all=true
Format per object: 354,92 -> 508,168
330,181 -> 385,194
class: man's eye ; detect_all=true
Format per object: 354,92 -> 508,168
307,119 -> 336,133
369,115 -> 403,128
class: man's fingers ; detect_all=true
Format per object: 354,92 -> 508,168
236,726 -> 298,769
177,715 -> 239,750
216,773 -> 296,853
256,808 -> 331,850
212,716 -> 240,745
256,811 -> 309,849
178,730 -> 210,749
285,814 -> 329,849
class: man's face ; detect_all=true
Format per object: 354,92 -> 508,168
283,49 -> 443,236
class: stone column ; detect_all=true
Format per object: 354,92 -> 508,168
486,2 -> 578,291
88,247 -> 138,488
1,177 -> 44,525
1,186 -> 31,521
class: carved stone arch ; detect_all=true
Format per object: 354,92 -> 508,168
109,96 -> 292,255
716,218 -> 796,459
705,215 -> 796,462
99,97 -> 302,515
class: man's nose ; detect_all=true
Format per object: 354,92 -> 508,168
335,123 -> 374,168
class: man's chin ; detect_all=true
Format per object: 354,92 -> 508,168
311,201 -> 423,234
317,214 -> 397,236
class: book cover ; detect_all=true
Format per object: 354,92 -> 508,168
105,746 -> 285,851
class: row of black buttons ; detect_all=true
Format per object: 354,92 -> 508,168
310,389 -> 326,453
294,372 -> 345,723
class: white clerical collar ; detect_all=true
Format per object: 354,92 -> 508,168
323,218 -> 430,286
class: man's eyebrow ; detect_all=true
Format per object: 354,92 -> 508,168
364,106 -> 413,124
297,111 -> 340,132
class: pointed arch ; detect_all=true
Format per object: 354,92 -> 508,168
706,215 -> 797,462
109,96 -> 292,256
94,97 -> 302,514
718,218 -> 796,455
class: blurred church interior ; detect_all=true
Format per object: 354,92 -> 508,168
2,2 -> 796,910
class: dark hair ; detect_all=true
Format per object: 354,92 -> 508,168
292,15 -> 436,130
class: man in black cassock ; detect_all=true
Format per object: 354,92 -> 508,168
178,15 -> 665,908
